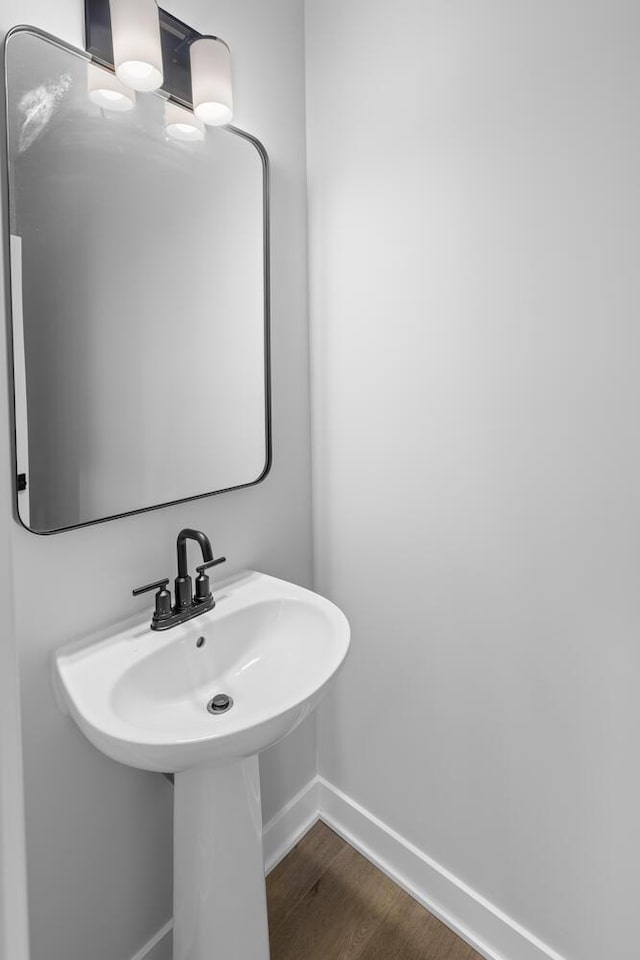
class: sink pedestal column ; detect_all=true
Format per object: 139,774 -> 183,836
173,756 -> 270,960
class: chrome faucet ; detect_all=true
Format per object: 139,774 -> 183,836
132,528 -> 226,631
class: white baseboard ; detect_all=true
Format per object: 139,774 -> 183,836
317,776 -> 567,960
129,920 -> 173,960
263,776 -> 321,874
130,775 -> 567,960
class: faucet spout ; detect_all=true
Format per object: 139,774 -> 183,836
176,528 -> 214,579
134,528 -> 225,631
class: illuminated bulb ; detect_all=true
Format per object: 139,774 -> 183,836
109,0 -> 163,92
88,63 -> 135,111
165,102 -> 205,142
190,37 -> 233,126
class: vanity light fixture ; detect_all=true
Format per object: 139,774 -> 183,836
108,0 -> 163,92
164,101 -> 205,142
84,0 -> 235,128
87,62 -> 135,111
190,37 -> 233,126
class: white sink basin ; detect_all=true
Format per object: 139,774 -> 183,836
54,571 -> 350,773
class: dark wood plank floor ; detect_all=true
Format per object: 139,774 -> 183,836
267,821 -> 484,960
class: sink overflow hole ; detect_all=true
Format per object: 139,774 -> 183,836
196,637 -> 206,649
207,694 -> 233,715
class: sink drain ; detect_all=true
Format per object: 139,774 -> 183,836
207,694 -> 233,715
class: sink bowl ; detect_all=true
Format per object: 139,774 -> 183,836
54,571 -> 350,773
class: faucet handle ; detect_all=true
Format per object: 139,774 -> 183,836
132,578 -> 172,623
194,557 -> 226,605
132,577 -> 170,596
195,557 -> 226,574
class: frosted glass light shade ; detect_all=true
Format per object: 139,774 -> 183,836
88,63 -> 136,111
109,0 -> 163,92
190,37 -> 233,126
165,102 -> 205,142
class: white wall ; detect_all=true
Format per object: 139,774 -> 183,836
306,2 -> 640,959
1,2 -> 312,959
0,293 -> 28,960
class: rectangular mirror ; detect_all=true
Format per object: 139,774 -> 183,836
4,27 -> 271,534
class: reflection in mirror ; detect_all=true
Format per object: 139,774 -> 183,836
5,28 -> 270,534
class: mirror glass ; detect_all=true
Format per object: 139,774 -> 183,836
5,28 -> 270,534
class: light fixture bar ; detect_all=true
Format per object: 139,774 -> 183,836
84,0 -> 202,107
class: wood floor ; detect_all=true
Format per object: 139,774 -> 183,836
267,821 -> 484,960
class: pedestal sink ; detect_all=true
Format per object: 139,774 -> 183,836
54,571 -> 350,960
